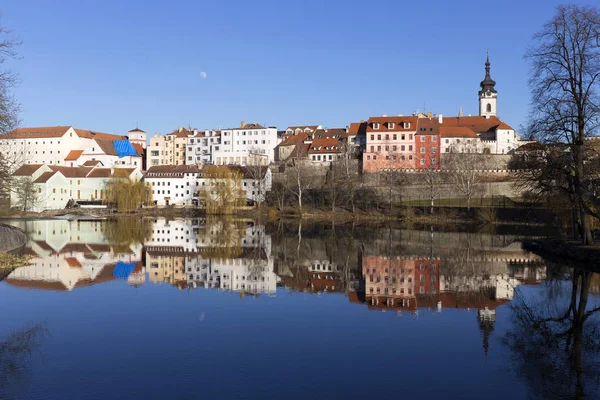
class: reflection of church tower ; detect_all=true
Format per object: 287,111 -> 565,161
478,306 -> 496,360
478,53 -> 497,119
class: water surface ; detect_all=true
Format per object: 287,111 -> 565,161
1,218 -> 599,400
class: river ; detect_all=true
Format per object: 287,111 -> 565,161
0,218 -> 599,400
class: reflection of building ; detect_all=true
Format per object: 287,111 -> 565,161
144,218 -> 277,295
5,220 -> 143,290
362,256 -> 441,311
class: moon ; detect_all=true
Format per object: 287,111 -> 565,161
200,72 -> 207,79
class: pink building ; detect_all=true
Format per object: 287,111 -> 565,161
362,116 -> 418,173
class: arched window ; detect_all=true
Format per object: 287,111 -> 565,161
486,103 -> 492,113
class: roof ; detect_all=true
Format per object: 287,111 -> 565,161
2,126 -> 127,140
113,140 -> 140,157
65,150 -> 84,161
439,126 -> 479,139
348,122 -> 367,136
440,116 -> 508,133
366,116 -> 418,132
289,143 -> 310,159
13,164 -> 45,176
168,128 -> 193,138
82,160 -> 103,167
65,257 -> 82,268
4,126 -> 72,139
415,118 -> 440,135
236,123 -> 265,130
94,139 -> 117,156
73,129 -> 127,141
515,142 -> 545,152
285,125 -> 319,132
309,138 -> 342,154
128,128 -> 146,133
86,168 -> 111,178
312,128 -> 347,139
132,143 -> 145,156
145,165 -> 202,178
278,132 -> 311,147
33,171 -> 58,183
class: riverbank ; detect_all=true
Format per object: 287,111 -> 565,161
0,204 -> 554,229
523,239 -> 600,269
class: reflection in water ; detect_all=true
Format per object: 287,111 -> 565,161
504,266 -> 600,399
4,218 -> 600,398
0,324 -> 48,388
5,219 -> 144,290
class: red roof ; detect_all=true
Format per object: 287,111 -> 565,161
13,164 -> 45,176
366,116 -> 418,133
439,126 -> 479,138
65,150 -> 84,161
440,116 -> 511,133
65,257 -> 82,268
348,122 -> 367,136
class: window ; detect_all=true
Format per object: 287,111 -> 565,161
393,134 -> 397,140
401,145 -> 405,151
420,147 -> 425,153
432,158 -> 437,164
432,147 -> 437,154
420,158 -> 425,165
486,103 -> 492,113
420,136 -> 425,142
377,134 -> 381,140
385,134 -> 389,141
409,145 -> 413,151
389,122 -> 395,129
373,123 -> 380,129
370,146 -> 374,152
432,136 -> 437,142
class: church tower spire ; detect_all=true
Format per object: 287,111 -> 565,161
479,52 -> 498,118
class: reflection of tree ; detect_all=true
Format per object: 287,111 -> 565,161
504,268 -> 600,400
103,217 -> 150,254
0,324 -> 48,388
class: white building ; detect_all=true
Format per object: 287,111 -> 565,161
185,130 -> 221,165
0,126 -> 137,168
213,123 -> 277,166
144,164 -> 272,206
11,164 -> 142,211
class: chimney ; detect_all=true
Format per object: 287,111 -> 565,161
438,114 -> 443,124
427,112 -> 433,119
240,121 -> 245,128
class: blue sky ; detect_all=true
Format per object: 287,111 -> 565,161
2,0 -> 597,135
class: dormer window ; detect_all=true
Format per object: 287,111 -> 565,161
389,122 -> 395,129
373,123 -> 380,129
403,122 -> 411,129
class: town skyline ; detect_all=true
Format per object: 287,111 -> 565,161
4,0 -> 598,135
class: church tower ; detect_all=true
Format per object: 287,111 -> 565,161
479,53 -> 497,119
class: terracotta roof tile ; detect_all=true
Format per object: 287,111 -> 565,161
4,126 -> 72,139
64,150 -> 84,161
439,126 -> 479,138
366,116 -> 418,133
33,171 -> 57,183
65,257 -> 82,268
73,129 -> 127,141
13,164 -> 45,176
348,122 -> 367,136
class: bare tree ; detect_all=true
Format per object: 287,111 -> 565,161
285,159 -> 315,214
0,16 -> 22,197
12,177 -> 39,212
526,4 -> 600,244
444,140 -> 486,211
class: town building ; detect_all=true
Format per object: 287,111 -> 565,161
185,130 -> 221,165
144,164 -> 272,206
146,128 -> 189,167
213,122 -> 278,166
11,164 -> 142,211
362,115 -> 419,173
0,126 -> 133,168
65,138 -> 143,169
